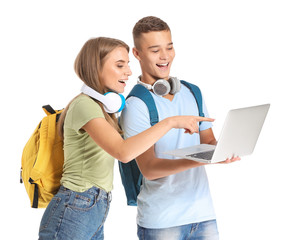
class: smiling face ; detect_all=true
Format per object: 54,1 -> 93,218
133,30 -> 175,85
100,46 -> 132,93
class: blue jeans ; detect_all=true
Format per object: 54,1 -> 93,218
38,186 -> 111,240
137,220 -> 219,240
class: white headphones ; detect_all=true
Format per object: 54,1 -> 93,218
81,84 -> 125,113
137,76 -> 181,96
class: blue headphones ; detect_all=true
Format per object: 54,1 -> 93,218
81,84 -> 125,113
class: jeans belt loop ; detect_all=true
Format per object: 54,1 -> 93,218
108,192 -> 112,202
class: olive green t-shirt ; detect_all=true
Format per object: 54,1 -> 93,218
60,94 -> 115,192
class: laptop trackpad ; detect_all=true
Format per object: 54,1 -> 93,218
186,150 -> 215,160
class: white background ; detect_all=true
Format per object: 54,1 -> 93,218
1,0 -> 288,239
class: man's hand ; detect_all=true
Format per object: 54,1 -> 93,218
217,156 -> 241,164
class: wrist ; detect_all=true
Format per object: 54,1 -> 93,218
166,116 -> 175,129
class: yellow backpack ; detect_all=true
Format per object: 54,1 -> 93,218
20,105 -> 64,208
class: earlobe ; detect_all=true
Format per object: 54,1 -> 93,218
133,47 -> 141,61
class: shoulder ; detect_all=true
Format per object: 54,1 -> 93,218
121,96 -> 150,123
124,96 -> 150,113
120,96 -> 151,136
179,81 -> 205,108
68,94 -> 104,120
71,95 -> 102,112
180,81 -> 202,95
65,94 -> 105,132
71,94 -> 97,106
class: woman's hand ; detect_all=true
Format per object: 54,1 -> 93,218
168,116 -> 215,134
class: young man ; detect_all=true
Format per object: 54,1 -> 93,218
120,16 -> 239,240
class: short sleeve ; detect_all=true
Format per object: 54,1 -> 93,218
199,100 -> 213,132
65,95 -> 105,134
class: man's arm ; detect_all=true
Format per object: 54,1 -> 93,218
136,128 -> 214,181
200,128 -> 217,145
121,97 -> 235,180
135,146 -> 206,181
136,128 -> 240,180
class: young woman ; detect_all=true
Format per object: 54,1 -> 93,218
38,37 -> 213,240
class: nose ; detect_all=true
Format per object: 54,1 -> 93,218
159,49 -> 169,60
125,66 -> 132,76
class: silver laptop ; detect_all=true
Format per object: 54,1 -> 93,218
164,104 -> 270,163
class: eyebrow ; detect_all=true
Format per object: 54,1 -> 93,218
116,60 -> 130,63
148,42 -> 173,49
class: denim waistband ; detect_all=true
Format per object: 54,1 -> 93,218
59,185 -> 112,202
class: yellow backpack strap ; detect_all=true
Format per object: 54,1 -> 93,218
30,113 -> 57,185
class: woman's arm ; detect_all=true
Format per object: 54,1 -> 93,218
82,116 -> 214,163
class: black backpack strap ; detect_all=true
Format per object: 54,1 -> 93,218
42,105 -> 56,114
29,178 -> 39,208
42,105 -> 62,122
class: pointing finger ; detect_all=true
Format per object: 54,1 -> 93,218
195,117 -> 215,122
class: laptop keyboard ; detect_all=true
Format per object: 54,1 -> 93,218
186,150 -> 215,160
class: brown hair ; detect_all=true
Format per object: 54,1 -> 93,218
133,16 -> 170,49
58,37 -> 129,138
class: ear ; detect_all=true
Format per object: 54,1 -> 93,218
133,47 -> 141,61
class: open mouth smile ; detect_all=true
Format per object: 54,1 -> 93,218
118,79 -> 128,84
156,63 -> 169,69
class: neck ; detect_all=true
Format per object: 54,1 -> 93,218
138,74 -> 175,101
163,93 -> 174,101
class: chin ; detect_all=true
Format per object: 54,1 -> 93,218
116,87 -> 125,94
156,71 -> 170,79
156,74 -> 170,80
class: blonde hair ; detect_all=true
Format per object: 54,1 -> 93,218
58,37 -> 129,138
